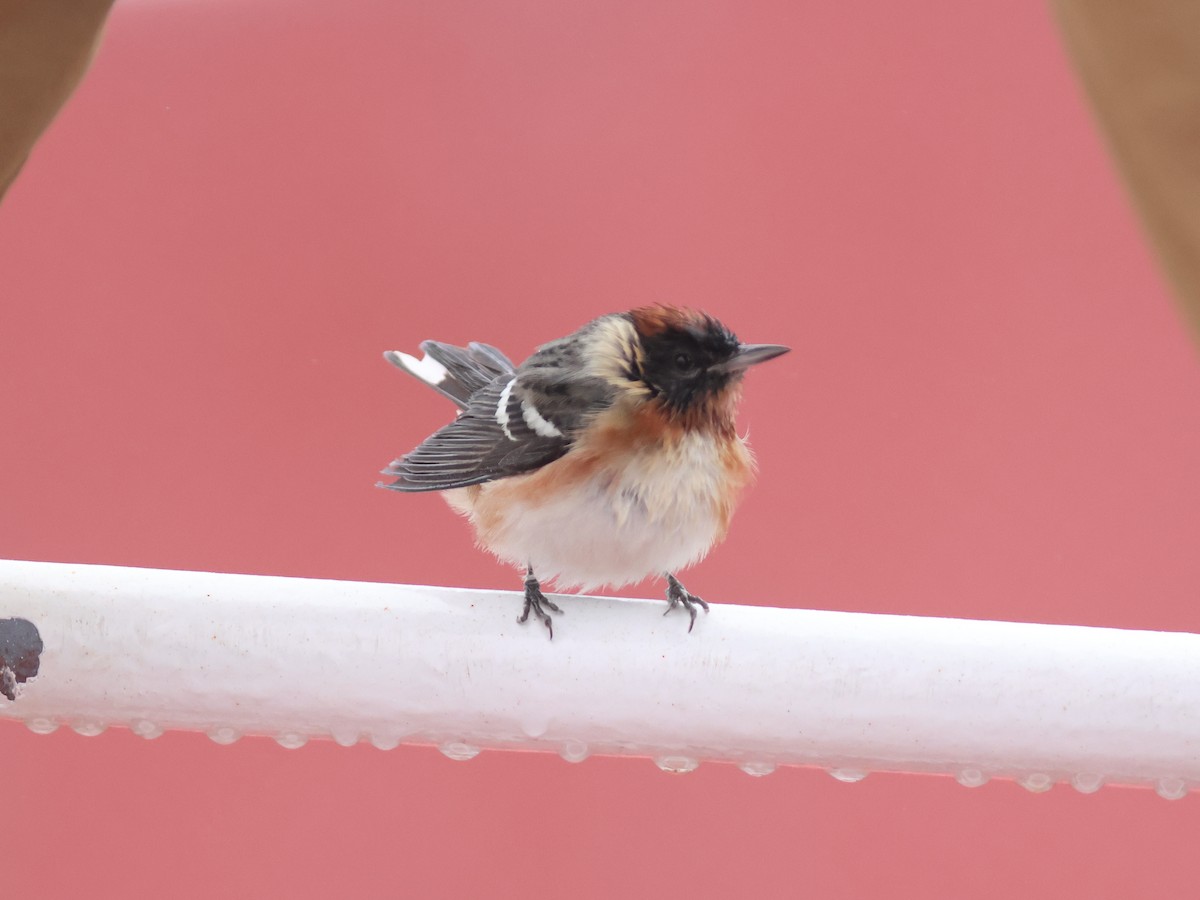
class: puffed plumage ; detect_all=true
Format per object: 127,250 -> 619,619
380,306 -> 787,636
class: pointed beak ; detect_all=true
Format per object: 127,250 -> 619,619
717,343 -> 790,374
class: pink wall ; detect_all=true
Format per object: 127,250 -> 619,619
3,0 -> 1200,896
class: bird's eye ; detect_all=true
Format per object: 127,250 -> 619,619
673,351 -> 694,371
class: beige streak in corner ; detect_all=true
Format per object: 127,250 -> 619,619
1053,1 -> 1200,337
0,0 -> 115,201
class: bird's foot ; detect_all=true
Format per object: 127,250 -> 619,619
518,572 -> 562,638
664,574 -> 709,633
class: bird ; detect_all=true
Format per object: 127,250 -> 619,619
378,306 -> 788,638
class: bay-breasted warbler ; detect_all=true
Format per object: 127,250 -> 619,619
380,306 -> 788,638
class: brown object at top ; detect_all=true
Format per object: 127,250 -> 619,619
0,0 -> 114,202
1054,0 -> 1200,338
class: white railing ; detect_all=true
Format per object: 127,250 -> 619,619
0,559 -> 1195,798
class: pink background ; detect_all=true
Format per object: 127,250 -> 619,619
4,0 -> 1200,896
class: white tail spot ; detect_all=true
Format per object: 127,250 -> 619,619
385,351 -> 448,386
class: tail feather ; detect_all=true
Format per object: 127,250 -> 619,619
383,340 -> 515,409
465,341 -> 515,375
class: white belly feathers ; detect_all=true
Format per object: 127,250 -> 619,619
445,430 -> 745,591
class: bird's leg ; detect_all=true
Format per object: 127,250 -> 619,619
663,573 -> 709,633
518,566 -> 562,638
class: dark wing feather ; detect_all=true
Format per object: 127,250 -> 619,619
379,375 -> 570,492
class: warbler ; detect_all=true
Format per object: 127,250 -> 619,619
379,306 -> 788,638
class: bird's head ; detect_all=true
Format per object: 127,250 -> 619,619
590,306 -> 789,432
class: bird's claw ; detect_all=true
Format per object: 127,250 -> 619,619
664,574 -> 709,633
519,575 -> 561,638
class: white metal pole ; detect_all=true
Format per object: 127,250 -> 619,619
0,558 -> 1195,798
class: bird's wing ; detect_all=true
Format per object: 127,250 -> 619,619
380,331 -> 618,492
379,374 -> 572,492
384,340 -> 515,410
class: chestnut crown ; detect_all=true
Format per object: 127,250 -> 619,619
628,307 -> 788,414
